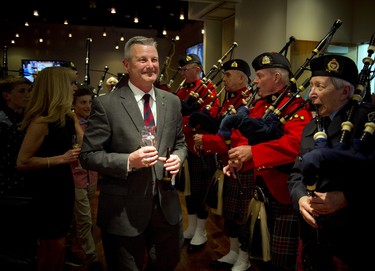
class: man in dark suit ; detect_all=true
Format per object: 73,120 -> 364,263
80,36 -> 188,271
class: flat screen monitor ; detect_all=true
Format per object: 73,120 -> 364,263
186,42 -> 203,67
21,59 -> 70,82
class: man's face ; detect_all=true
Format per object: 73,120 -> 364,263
123,44 -> 159,89
178,64 -> 200,83
253,69 -> 277,98
222,70 -> 243,93
308,76 -> 349,116
3,83 -> 31,111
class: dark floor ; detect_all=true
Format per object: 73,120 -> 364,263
66,191 -> 265,271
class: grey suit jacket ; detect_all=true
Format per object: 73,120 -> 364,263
80,83 -> 187,236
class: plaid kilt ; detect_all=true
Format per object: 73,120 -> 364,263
222,170 -> 254,224
267,197 -> 299,271
187,151 -> 217,194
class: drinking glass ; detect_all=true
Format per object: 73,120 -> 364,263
72,135 -> 83,169
140,126 -> 157,147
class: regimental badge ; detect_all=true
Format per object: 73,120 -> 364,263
231,61 -> 238,68
326,58 -> 339,74
262,55 -> 271,65
186,55 -> 192,62
271,95 -> 277,101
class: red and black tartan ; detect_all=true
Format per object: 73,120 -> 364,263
222,170 -> 254,225
267,196 -> 299,271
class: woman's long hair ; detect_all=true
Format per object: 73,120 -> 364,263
20,66 -> 77,131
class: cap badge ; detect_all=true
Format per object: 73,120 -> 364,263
186,55 -> 192,61
231,61 -> 238,68
326,58 -> 339,74
262,55 -> 271,65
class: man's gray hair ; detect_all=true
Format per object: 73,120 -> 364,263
124,36 -> 158,60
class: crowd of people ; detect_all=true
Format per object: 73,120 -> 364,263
0,34 -> 374,271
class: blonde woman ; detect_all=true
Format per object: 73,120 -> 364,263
17,67 -> 83,271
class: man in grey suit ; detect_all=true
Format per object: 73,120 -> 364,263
80,36 -> 187,271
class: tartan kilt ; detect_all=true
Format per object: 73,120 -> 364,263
187,151 -> 217,194
222,169 -> 254,224
267,198 -> 299,270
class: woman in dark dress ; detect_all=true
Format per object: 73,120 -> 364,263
17,66 -> 83,271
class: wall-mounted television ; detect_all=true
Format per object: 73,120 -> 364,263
21,59 -> 70,82
186,42 -> 203,67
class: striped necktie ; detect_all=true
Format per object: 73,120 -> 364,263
143,94 -> 155,127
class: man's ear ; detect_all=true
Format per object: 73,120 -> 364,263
2,91 -> 9,101
341,85 -> 352,101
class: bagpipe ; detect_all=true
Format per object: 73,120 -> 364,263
155,38 -> 176,92
188,35 -> 297,137
302,32 -> 375,195
80,37 -> 124,96
0,45 -> 8,79
83,38 -> 91,86
94,66 -> 109,96
91,66 -> 122,97
188,83 -> 256,134
218,20 -> 342,146
178,42 -> 238,116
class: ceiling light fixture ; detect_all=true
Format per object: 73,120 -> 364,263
162,27 -> 167,36
179,8 -> 185,20
102,28 -> 107,37
134,13 -> 139,23
120,33 -> 125,41
175,35 -> 180,40
33,10 -> 39,17
64,20 -> 68,25
201,28 -> 205,35
110,7 -> 116,14
115,42 -> 119,50
25,22 -> 29,27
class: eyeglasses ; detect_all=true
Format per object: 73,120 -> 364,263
179,66 -> 197,72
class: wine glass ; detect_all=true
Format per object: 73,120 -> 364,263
72,135 -> 83,169
140,125 -> 157,147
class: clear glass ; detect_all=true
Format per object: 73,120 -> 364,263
140,125 -> 157,147
72,135 -> 82,169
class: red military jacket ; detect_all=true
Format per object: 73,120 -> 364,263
176,79 -> 220,153
203,88 -> 312,203
200,86 -> 252,162
239,89 -> 313,204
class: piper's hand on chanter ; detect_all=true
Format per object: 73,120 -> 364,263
193,134 -> 204,155
193,133 -> 203,147
158,154 -> 181,175
223,160 -> 242,178
310,191 -> 348,216
298,195 -> 318,228
129,146 -> 158,168
228,145 -> 253,163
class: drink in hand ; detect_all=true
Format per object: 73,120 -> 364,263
162,147 -> 174,191
72,135 -> 82,169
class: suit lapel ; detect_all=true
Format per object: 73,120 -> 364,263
119,86 -> 144,132
155,88 -> 167,150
